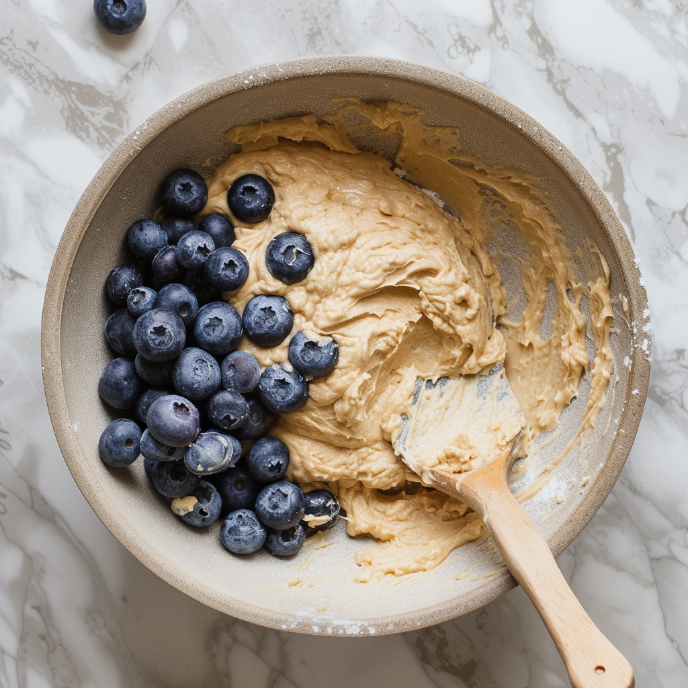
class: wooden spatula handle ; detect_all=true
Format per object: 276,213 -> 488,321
435,463 -> 634,688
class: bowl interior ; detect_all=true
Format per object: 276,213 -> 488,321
47,60 -> 649,635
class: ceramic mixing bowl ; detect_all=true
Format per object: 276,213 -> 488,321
41,57 -> 650,635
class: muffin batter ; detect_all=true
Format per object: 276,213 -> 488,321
200,100 -> 614,579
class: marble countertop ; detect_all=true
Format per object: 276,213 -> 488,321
1,1 -> 686,686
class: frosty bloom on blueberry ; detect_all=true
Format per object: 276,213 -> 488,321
227,174 -> 275,224
265,232 -> 314,284
242,294 -> 293,347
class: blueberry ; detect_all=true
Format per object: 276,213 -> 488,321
198,214 -> 235,248
104,308 -> 137,356
93,0 -> 146,35
227,174 -> 275,224
152,246 -> 182,284
255,481 -> 305,530
135,353 -> 174,386
133,308 -> 186,362
106,264 -> 143,305
172,347 -> 221,402
150,460 -> 200,498
204,247 -> 249,292
98,358 -> 141,409
302,489 -> 340,534
127,286 -> 157,317
257,364 -> 309,414
175,230 -> 215,270
140,428 -> 186,462
135,387 -> 172,423
193,302 -> 243,356
211,464 -> 261,512
207,389 -> 249,431
242,294 -> 293,347
266,232 -> 314,284
220,509 -> 266,554
221,351 -> 261,394
98,419 -> 142,468
146,394 -> 200,447
288,331 -> 339,378
156,283 -> 199,328
126,219 -> 168,259
265,525 -> 305,557
162,217 -> 196,245
234,395 -> 274,440
182,269 -> 219,305
184,431 -> 238,476
171,481 -> 222,527
246,437 -> 289,483
160,169 -> 208,217
143,457 -> 155,480
206,430 -> 242,468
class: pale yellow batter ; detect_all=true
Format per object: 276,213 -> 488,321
200,100 -> 615,579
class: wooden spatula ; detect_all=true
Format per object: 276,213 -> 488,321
394,366 -> 634,688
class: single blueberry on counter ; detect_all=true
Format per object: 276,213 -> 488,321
211,464 -> 261,513
172,347 -> 221,401
127,286 -> 157,317
156,283 -> 199,328
135,353 -> 174,386
288,331 -> 339,378
255,480 -> 305,530
221,350 -> 261,394
176,230 -> 215,270
171,481 -> 222,527
220,509 -> 266,554
234,395 -> 274,440
227,174 -> 275,224
135,387 -> 172,424
152,246 -> 182,284
93,0 -> 146,35
151,460 -> 200,498
302,489 -> 340,535
183,269 -> 219,305
133,308 -> 186,362
140,428 -> 186,462
160,169 -> 208,217
204,247 -> 249,292
266,232 -> 314,284
198,213 -> 235,248
246,437 -> 289,483
126,219 -> 168,259
193,302 -> 243,356
207,389 -> 249,432
146,394 -> 200,447
258,363 -> 309,414
162,217 -> 196,245
98,419 -> 142,468
242,294 -> 293,347
98,358 -> 141,409
106,264 -> 143,305
104,308 -> 137,357
265,525 -> 305,557
185,431 -> 237,476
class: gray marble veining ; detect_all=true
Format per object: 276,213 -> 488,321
1,0 -> 687,686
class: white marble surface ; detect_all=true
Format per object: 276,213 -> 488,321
0,0 -> 686,686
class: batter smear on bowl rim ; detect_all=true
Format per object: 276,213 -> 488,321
200,99 -> 615,580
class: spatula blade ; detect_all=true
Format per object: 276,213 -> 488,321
393,363 -> 525,479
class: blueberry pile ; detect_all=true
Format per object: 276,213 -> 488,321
98,168 -> 340,557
